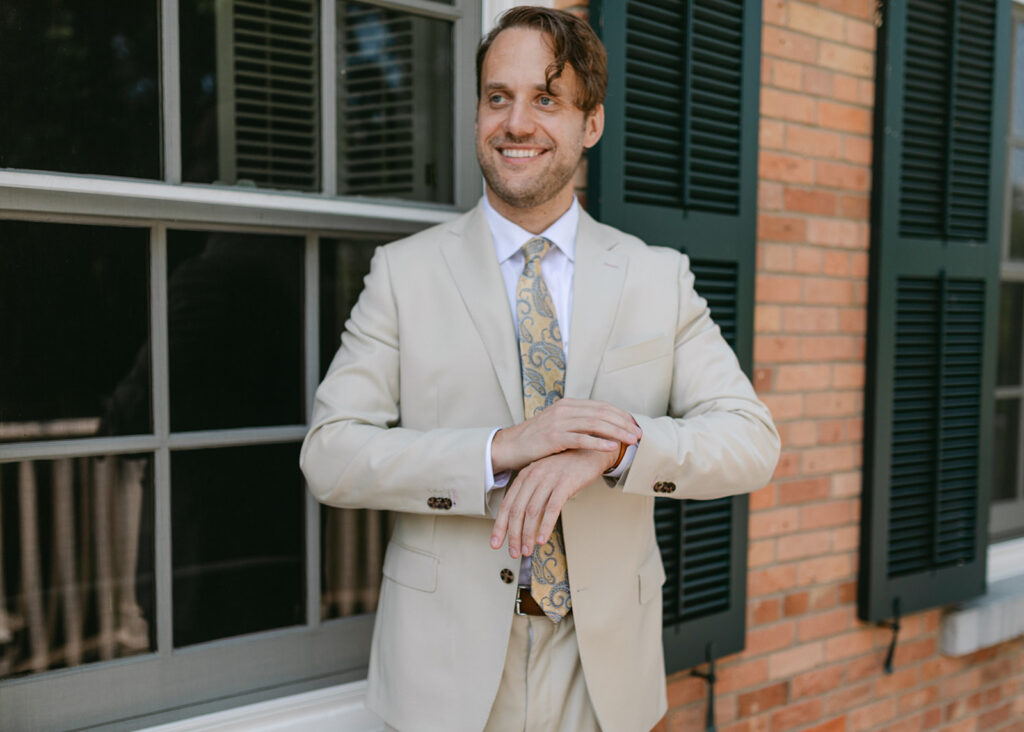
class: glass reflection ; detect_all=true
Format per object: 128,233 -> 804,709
1011,150 -> 1024,260
172,444 -> 304,647
993,399 -> 1020,503
167,230 -> 304,432
318,235 -> 392,619
0,455 -> 155,680
180,0 -> 321,190
319,235 -> 387,377
998,283 -> 1024,387
0,0 -> 159,178
321,507 -> 393,619
0,222 -> 151,443
336,2 -> 454,203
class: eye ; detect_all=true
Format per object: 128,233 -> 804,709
489,93 -> 506,105
538,96 -> 554,107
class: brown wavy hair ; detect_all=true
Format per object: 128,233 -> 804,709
475,6 -> 608,114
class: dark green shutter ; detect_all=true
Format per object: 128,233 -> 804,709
860,0 -> 1009,623
589,0 -> 761,672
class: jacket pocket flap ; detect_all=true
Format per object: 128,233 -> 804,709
638,548 -> 667,604
383,542 -> 439,593
603,335 -> 673,373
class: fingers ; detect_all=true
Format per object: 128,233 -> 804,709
501,469 -> 553,559
490,449 -> 610,558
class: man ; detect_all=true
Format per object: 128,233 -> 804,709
301,7 -> 779,731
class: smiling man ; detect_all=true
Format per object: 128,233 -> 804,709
301,7 -> 779,732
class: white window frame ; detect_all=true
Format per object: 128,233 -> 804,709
0,0 -> 481,728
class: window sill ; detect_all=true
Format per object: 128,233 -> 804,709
142,681 -> 384,732
939,537 -> 1024,656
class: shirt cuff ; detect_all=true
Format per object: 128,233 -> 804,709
604,441 -> 637,479
485,427 -> 511,493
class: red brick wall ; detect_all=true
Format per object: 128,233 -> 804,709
554,0 -> 1024,729
659,2 -> 1024,731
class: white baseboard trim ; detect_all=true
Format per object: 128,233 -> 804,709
142,681 -> 386,732
988,535 -> 1024,584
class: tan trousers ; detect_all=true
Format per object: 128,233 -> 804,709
483,612 -> 600,732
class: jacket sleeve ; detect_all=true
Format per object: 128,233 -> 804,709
618,253 -> 780,500
300,245 -> 494,517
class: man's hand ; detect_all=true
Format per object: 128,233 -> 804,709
490,448 -> 618,559
491,398 -> 641,474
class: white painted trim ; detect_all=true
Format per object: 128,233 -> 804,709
988,536 -> 1024,583
141,681 -> 386,732
0,171 -> 458,232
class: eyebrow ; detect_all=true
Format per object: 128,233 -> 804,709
483,81 -> 561,96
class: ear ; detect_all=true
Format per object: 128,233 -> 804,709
583,104 -> 604,149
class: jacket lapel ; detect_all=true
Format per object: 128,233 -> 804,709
565,209 -> 627,399
440,204 -> 524,423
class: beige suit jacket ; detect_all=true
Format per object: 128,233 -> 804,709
300,201 -> 780,732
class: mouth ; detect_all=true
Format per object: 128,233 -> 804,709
496,145 -> 547,160
501,148 -> 542,158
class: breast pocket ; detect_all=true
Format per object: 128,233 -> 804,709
602,335 -> 674,374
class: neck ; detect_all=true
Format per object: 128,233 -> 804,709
485,187 -> 575,234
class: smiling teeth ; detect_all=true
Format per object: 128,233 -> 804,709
502,149 -> 540,158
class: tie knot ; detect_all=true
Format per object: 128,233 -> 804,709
521,237 -> 552,275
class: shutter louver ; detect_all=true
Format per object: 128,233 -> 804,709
687,0 -> 743,214
888,276 -> 983,578
338,4 -> 416,197
859,0 -> 1007,623
898,0 -> 997,241
622,0 -> 743,213
220,0 -> 320,191
624,1 -> 685,208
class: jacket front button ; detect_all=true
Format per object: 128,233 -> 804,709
654,481 -> 677,494
500,568 -> 514,584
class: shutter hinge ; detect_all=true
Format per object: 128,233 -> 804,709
691,642 -> 717,732
874,0 -> 884,28
879,597 -> 901,675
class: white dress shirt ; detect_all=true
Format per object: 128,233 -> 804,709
480,195 -> 636,583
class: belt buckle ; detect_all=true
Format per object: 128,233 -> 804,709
515,587 -> 529,616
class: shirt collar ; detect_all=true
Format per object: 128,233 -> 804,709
482,194 -> 579,265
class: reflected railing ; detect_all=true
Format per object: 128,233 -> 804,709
0,450 -> 153,680
321,507 -> 394,620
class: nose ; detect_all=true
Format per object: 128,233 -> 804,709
504,98 -> 535,138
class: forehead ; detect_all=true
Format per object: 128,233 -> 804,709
480,27 -> 577,94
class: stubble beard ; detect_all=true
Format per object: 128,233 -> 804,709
477,135 -> 583,210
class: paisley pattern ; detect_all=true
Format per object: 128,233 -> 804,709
516,236 -> 572,622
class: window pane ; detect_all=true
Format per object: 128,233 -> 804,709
167,231 -> 304,432
0,454 -> 155,680
180,0 -> 321,191
0,1 -> 159,178
321,507 -> 392,619
1010,149 -> 1024,260
998,282 -> 1024,387
319,235 -> 388,376
993,398 -> 1020,503
0,222 -> 151,443
337,2 -> 454,203
318,235 -> 393,619
172,444 -> 304,647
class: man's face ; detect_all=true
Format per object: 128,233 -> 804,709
476,27 -> 603,212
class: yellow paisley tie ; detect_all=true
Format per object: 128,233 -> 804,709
516,236 -> 571,622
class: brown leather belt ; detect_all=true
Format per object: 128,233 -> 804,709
515,587 -> 547,616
